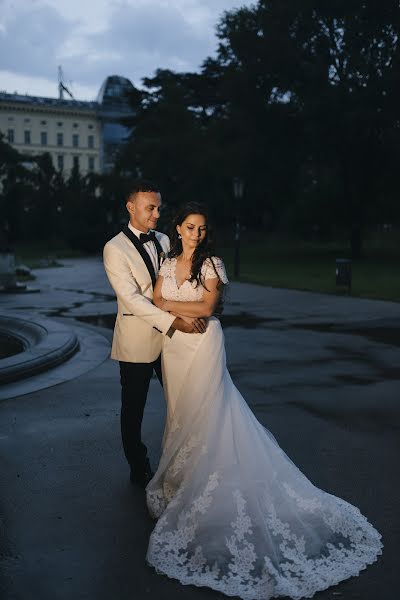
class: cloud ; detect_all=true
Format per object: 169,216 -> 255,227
0,2 -> 77,80
74,1 -> 216,82
0,0 -> 254,99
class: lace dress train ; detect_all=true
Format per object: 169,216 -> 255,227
146,258 -> 382,600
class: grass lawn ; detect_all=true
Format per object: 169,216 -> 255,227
11,234 -> 400,303
220,235 -> 400,303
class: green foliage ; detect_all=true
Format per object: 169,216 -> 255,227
0,136 -> 109,253
0,132 -> 33,245
1,1 -> 399,260
116,0 -> 400,256
61,167 -> 109,253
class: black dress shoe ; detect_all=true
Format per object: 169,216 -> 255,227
130,459 -> 154,489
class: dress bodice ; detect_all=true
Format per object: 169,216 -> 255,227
159,257 -> 228,302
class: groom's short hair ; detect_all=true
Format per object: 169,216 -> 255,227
126,179 -> 161,203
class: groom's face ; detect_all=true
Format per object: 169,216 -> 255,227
127,191 -> 162,232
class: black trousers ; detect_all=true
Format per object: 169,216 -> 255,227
119,357 -> 162,472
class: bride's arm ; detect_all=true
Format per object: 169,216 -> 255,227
169,310 -> 197,324
152,280 -> 186,320
154,277 -> 221,318
153,275 -> 167,309
153,276 -> 207,332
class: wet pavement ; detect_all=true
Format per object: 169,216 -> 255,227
0,257 -> 399,600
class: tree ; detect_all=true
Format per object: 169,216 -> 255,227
115,1 -> 400,253
212,0 -> 400,253
61,164 -> 108,252
21,153 -> 63,241
119,71 -> 212,212
0,132 -> 32,244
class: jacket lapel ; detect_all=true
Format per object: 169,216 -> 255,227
122,225 -> 156,288
153,236 -> 163,269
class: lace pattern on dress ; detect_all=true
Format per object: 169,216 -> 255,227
201,257 -> 229,284
167,433 -> 201,477
147,480 -> 382,600
159,257 -> 228,302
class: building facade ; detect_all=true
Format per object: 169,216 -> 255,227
0,75 -> 134,176
0,93 -> 100,175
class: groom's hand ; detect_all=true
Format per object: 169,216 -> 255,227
187,316 -> 208,333
172,317 -> 207,334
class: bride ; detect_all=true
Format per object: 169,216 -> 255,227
145,202 -> 382,600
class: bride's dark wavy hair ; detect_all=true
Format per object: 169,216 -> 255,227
168,202 -> 223,290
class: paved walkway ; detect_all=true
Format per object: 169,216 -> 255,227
1,257 -> 399,599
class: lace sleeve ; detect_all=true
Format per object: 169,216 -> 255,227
159,258 -> 172,278
201,257 -> 229,284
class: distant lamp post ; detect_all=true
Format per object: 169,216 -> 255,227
233,177 -> 244,279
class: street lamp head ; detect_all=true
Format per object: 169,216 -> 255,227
233,177 -> 244,200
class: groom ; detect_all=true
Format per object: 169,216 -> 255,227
103,180 -> 206,487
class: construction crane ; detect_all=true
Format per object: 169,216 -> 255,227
58,66 -> 74,100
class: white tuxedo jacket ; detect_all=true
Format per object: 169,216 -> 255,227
103,227 -> 175,363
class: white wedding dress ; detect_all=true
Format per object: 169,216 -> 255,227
146,257 -> 382,600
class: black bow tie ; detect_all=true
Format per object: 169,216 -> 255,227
139,231 -> 156,244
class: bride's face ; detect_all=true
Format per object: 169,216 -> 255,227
177,213 -> 207,251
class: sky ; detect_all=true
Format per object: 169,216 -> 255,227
0,0 -> 254,101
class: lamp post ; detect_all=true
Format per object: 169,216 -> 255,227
233,177 -> 244,279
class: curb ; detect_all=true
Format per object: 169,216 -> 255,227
0,313 -> 79,384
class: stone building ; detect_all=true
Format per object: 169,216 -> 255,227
0,75 -> 134,176
0,93 -> 100,175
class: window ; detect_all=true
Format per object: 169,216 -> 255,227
73,123 -> 79,128
73,156 -> 79,169
88,156 -> 95,172
24,130 -> 31,144
7,129 -> 14,143
88,135 -> 94,148
40,131 -> 47,145
57,132 -> 63,146
72,134 -> 79,148
41,120 -> 47,125
57,121 -> 63,127
57,155 -> 64,170
88,124 -> 93,129
24,118 -> 31,123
